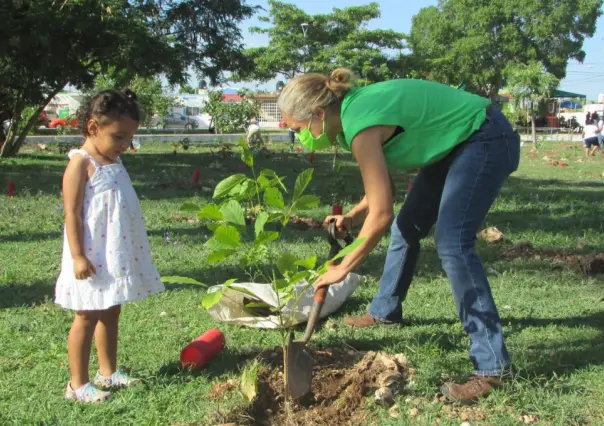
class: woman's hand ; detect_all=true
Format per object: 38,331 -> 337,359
314,263 -> 350,290
323,215 -> 352,238
73,255 -> 96,280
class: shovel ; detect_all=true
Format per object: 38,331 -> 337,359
285,219 -> 351,399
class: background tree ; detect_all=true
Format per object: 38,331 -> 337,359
506,61 -> 560,144
86,73 -> 176,128
179,85 -> 197,95
409,0 -> 602,99
0,0 -> 257,157
203,90 -> 261,134
233,1 -> 408,85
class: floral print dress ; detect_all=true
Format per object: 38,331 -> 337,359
55,149 -> 164,311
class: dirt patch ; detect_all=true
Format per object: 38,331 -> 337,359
504,241 -> 604,275
213,349 -> 409,426
288,216 -> 323,230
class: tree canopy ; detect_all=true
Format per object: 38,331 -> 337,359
233,1 -> 408,85
409,0 -> 603,99
0,0 -> 257,156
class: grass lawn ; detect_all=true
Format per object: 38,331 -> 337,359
1,141 -> 603,425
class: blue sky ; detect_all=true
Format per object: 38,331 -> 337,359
202,0 -> 604,100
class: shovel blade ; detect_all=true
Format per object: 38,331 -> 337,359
285,339 -> 314,399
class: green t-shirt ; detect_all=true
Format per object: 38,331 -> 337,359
338,79 -> 491,170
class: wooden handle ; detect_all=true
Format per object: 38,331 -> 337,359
314,286 -> 328,303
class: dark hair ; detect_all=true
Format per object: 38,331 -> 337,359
79,89 -> 140,136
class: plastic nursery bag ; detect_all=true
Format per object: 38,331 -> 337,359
206,273 -> 361,329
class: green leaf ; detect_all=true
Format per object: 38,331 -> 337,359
244,301 -> 271,309
222,278 -> 237,289
220,200 -> 246,226
261,170 -> 287,192
295,256 -> 317,270
289,270 -> 312,284
207,249 -> 236,265
292,194 -> 319,211
239,138 -> 254,167
161,276 -> 206,286
260,169 -> 278,178
277,252 -> 298,276
206,222 -> 221,232
238,179 -> 256,198
268,212 -> 283,223
180,202 -> 201,213
240,360 -> 259,403
254,211 -> 269,237
264,187 -> 284,209
330,237 -> 367,261
201,291 -> 223,309
273,278 -> 290,290
209,224 -> 241,249
293,169 -> 313,201
255,231 -> 279,246
257,175 -> 272,188
198,203 -> 223,220
214,174 -> 246,199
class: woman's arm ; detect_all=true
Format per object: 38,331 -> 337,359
345,174 -> 394,228
315,125 -> 396,288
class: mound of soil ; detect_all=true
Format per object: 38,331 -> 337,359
504,242 -> 604,275
212,349 -> 409,426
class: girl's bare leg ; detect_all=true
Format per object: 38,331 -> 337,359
68,311 -> 99,388
95,305 -> 121,376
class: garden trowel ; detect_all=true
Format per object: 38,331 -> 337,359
285,219 -> 352,399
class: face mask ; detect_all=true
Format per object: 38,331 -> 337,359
298,117 -> 333,151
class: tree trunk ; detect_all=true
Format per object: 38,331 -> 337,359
0,104 -> 44,157
531,112 -> 537,145
0,85 -> 66,158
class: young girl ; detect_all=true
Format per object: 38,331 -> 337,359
55,89 -> 164,402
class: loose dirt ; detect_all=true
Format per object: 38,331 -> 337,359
504,241 -> 604,275
211,349 -> 408,426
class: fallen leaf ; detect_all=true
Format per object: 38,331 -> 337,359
521,414 -> 538,424
478,227 -> 504,243
409,407 -> 420,417
388,404 -> 400,419
240,360 -> 259,403
486,267 -> 499,275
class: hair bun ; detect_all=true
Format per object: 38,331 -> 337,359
330,68 -> 353,85
121,88 -> 138,101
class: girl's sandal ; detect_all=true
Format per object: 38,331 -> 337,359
94,369 -> 140,390
65,382 -> 111,403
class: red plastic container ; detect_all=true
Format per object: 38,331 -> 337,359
7,181 -> 15,197
180,328 -> 225,369
191,169 -> 200,186
332,204 -> 343,215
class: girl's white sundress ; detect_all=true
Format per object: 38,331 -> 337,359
55,149 -> 164,310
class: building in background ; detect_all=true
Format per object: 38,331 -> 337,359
45,91 -> 85,119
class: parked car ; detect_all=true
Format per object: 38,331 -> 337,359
49,116 -> 79,130
37,111 -> 50,128
151,112 -> 207,130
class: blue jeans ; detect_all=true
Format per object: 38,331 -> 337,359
368,107 -> 520,376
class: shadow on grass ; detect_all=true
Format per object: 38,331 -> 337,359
0,281 -> 55,309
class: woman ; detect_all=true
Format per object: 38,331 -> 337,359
278,69 -> 520,404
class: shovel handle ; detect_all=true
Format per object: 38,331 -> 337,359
299,286 -> 328,343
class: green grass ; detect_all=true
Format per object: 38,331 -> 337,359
1,141 -> 603,425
